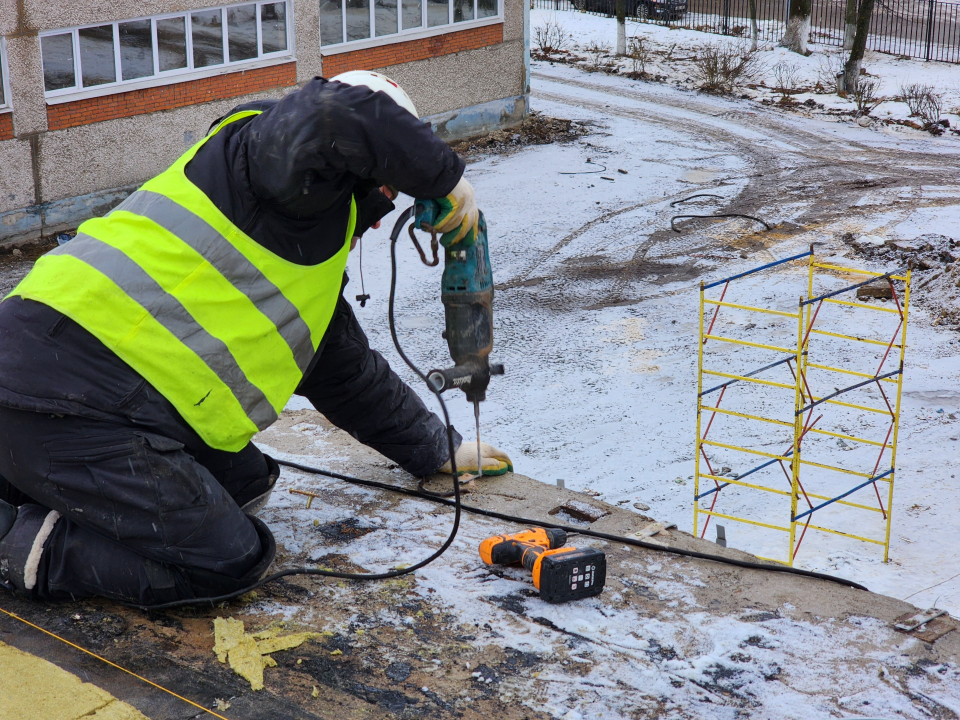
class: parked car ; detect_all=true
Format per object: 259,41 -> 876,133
574,0 -> 687,21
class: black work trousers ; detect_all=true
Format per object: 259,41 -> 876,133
0,405 -> 274,605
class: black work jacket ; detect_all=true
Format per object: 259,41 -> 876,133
0,79 -> 465,476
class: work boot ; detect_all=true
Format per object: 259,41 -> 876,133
239,455 -> 280,516
0,504 -> 61,594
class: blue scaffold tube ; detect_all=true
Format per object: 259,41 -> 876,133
703,250 -> 813,290
793,468 -> 895,521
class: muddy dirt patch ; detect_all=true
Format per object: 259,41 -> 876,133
452,111 -> 590,160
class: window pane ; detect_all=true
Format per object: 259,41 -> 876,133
453,0 -> 473,21
477,0 -> 496,17
261,3 -> 288,52
119,20 -> 153,80
401,0 -> 422,29
346,0 -> 371,41
78,25 -> 116,87
375,0 -> 398,36
320,0 -> 344,45
427,0 -> 448,26
227,4 -> 258,61
157,17 -> 188,71
42,34 -> 76,91
192,10 -> 224,67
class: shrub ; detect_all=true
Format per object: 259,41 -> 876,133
772,60 -> 801,96
628,36 -> 651,76
852,77 -> 884,117
585,40 -> 612,72
898,83 -> 942,123
533,17 -> 571,55
815,53 -> 843,92
690,42 -> 763,94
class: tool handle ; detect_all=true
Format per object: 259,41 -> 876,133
478,528 -> 567,565
521,543 -> 546,573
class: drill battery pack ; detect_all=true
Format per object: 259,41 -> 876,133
534,547 -> 606,604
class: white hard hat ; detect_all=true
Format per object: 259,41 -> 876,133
330,70 -> 418,118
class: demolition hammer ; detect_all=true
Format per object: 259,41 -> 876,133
413,201 -> 504,473
479,528 -> 607,604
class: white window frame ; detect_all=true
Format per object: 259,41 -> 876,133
319,0 -> 502,55
39,1 -> 295,104
0,37 -> 11,111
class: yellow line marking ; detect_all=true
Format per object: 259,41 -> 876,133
0,607 -> 233,720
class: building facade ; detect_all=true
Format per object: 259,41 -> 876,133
0,0 -> 529,245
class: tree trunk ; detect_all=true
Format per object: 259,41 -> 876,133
616,0 -> 627,55
843,0 -> 858,49
749,0 -> 759,51
780,0 -> 812,55
843,0 -> 875,91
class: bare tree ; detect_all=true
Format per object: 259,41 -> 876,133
842,0 -> 875,92
749,0 -> 759,51
616,0 -> 627,55
780,0 -> 812,55
843,0 -> 857,49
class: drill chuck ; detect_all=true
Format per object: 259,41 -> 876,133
427,363 -> 505,398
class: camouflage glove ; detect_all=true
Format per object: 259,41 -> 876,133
431,177 -> 479,246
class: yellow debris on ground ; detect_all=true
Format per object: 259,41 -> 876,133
212,617 -> 324,691
0,640 -> 149,720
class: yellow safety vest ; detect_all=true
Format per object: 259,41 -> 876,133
9,111 -> 356,451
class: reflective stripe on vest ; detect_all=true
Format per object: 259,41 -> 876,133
8,111 -> 357,451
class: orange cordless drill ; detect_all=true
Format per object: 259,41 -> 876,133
479,528 -> 606,604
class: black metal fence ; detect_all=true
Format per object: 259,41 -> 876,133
533,0 -> 960,63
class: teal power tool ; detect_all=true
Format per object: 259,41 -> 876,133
413,200 -> 504,474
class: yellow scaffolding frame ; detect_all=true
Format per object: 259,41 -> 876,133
694,249 -> 911,565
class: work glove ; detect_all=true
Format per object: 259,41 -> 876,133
438,441 -> 513,476
431,177 -> 479,246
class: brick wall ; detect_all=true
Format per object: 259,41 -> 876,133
0,112 -> 12,142
322,23 -> 503,77
46,62 -> 298,131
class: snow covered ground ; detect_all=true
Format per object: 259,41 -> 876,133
533,7 -> 960,131
286,18 -> 960,619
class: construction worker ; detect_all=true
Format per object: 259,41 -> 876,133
0,71 -> 511,605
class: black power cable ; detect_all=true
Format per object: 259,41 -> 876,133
669,194 -> 771,233
139,206 -> 465,610
276,459 -> 869,593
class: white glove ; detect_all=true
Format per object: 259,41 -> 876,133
432,177 -> 479,245
439,441 -> 513,476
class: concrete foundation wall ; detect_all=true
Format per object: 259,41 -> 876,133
383,40 -> 525,119
0,140 -> 35,215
